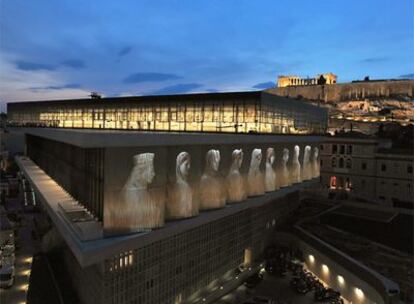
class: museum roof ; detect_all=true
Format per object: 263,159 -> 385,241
7,91 -> 262,108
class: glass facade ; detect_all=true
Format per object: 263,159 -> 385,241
7,92 -> 327,134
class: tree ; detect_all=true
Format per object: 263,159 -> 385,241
317,75 -> 326,85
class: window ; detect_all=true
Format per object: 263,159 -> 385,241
332,157 -> 337,168
330,176 -> 337,188
347,145 -> 353,155
408,165 -> 413,174
346,158 -> 352,169
362,163 -> 367,170
381,164 -> 387,172
332,145 -> 338,154
320,159 -> 323,168
345,177 -> 352,190
339,158 -> 344,168
378,196 -> 385,200
340,145 -> 345,154
320,144 -> 324,151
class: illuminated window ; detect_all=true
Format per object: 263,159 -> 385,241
330,176 -> 337,189
345,178 -> 352,191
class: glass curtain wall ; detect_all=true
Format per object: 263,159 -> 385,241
8,94 -> 327,134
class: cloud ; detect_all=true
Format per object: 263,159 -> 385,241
123,72 -> 181,84
360,57 -> 389,63
205,89 -> 219,93
151,83 -> 203,95
252,81 -> 275,89
399,73 -> 414,79
118,46 -> 133,57
61,59 -> 86,69
15,60 -> 56,71
0,56 -> 90,106
30,83 -> 81,90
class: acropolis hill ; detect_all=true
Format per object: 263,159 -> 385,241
267,79 -> 414,103
266,79 -> 414,134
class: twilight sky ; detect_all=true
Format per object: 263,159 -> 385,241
0,0 -> 413,111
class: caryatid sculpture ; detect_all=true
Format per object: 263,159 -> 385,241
291,145 -> 302,184
118,153 -> 164,231
199,149 -> 226,209
312,147 -> 320,178
265,148 -> 277,192
226,149 -> 246,203
302,145 -> 312,181
279,148 -> 290,187
247,149 -> 265,196
167,152 -> 197,219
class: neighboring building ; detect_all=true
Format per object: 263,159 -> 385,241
8,92 -> 327,304
320,133 -> 414,209
277,73 -> 337,87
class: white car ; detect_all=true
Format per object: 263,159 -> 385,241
0,265 -> 15,288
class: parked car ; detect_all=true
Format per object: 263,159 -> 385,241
0,265 -> 15,288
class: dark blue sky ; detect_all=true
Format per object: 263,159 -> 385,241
0,0 -> 413,109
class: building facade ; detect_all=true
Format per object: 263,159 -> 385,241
7,91 -> 328,304
277,73 -> 337,88
320,136 -> 414,209
7,91 -> 327,135
16,129 -> 320,304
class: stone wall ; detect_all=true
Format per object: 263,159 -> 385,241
267,80 -> 414,103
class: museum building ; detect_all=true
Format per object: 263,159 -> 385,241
8,91 -> 326,304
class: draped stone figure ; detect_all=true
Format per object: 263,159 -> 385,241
247,149 -> 265,196
302,145 -> 312,181
117,153 -> 164,231
226,149 -> 246,203
167,152 -> 197,219
291,145 -> 302,184
312,147 -> 320,178
199,149 -> 226,209
279,148 -> 290,187
265,148 -> 277,192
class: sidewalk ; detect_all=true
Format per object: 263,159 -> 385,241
188,263 -> 262,304
0,197 -> 38,304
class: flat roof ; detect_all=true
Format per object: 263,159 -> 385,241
20,128 -> 324,148
7,91 -> 262,108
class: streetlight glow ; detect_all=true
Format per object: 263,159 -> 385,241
309,254 -> 315,263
